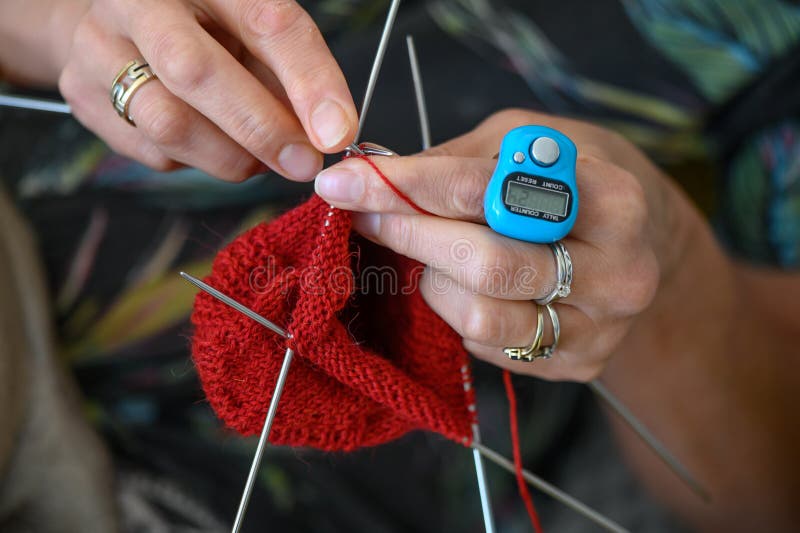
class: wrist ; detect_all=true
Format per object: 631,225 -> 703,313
603,178 -> 739,380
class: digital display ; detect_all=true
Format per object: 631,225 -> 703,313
505,182 -> 568,216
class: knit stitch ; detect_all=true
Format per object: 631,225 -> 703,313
190,194 -> 477,451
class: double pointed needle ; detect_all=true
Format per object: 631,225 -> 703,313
405,34 -> 495,533
181,273 -> 628,533
186,2 -> 404,531
403,33 -> 709,507
180,272 -> 293,533
588,381 -> 710,502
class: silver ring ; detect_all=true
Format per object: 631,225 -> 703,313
110,59 -> 157,126
345,142 -> 398,157
538,303 -> 560,359
535,241 -> 572,305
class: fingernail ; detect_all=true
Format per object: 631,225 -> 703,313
278,143 -> 321,181
310,99 -> 349,149
352,213 -> 380,237
315,166 -> 364,203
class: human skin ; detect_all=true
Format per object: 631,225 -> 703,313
3,2 -> 798,529
0,0 -> 358,182
315,109 -> 800,531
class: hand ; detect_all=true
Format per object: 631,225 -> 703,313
315,109 -> 693,381
58,0 -> 358,182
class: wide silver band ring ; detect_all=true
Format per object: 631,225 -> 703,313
110,59 -> 157,126
503,303 -> 560,362
535,241 -> 573,305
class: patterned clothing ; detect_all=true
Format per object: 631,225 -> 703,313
1,0 -> 799,531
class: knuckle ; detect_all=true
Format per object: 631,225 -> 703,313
140,101 -> 192,148
240,0 -> 305,40
607,251 -> 659,317
233,111 -> 278,158
136,141 -> 174,171
283,62 -> 334,102
147,155 -> 176,172
445,164 -> 486,218
488,108 -> 532,128
224,157 -> 262,183
622,251 -> 660,314
151,30 -> 212,92
381,214 -> 417,247
72,18 -> 99,51
472,246 -> 519,297
570,363 -> 604,383
461,303 -> 505,345
577,143 -> 608,161
611,168 -> 649,230
57,67 -> 80,106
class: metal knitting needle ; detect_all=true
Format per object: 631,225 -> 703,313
181,5 -> 405,526
179,272 -> 294,533
405,34 -> 495,533
355,0 -> 402,143
183,275 -> 623,532
402,34 -> 708,503
0,94 -> 72,114
405,36 -> 431,151
588,380 -> 710,502
0,92 -> 369,161
470,425 -> 496,533
181,272 -> 288,338
473,443 -> 629,533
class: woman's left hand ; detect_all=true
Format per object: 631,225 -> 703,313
315,109 -> 693,381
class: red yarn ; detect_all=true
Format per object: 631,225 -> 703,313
504,370 -> 544,533
190,152 -> 541,530
191,194 -> 476,450
352,155 -> 433,216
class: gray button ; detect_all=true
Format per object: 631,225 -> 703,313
531,137 -> 560,166
513,151 -> 526,163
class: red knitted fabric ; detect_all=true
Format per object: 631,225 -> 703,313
190,194 -> 477,451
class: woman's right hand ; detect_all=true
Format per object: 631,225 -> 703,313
58,0 -> 358,181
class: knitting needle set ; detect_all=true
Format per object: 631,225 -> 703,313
0,1 -> 707,530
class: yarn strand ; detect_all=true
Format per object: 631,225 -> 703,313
503,370 -> 544,533
354,155 -> 433,216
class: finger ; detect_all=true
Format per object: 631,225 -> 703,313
203,0 -> 358,152
463,308 -> 610,383
242,52 -> 291,110
59,63 -> 176,171
316,155 -> 495,223
419,266 -> 608,382
120,0 -> 322,181
70,14 -> 264,182
351,212 -> 607,301
464,336 -> 605,382
419,269 -> 563,347
128,78 -> 263,181
318,153 -> 634,247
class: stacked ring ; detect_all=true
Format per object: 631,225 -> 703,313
539,304 -> 560,358
503,303 -> 560,362
505,239 -> 571,362
535,241 -> 573,305
110,59 -> 157,126
503,305 -> 544,361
